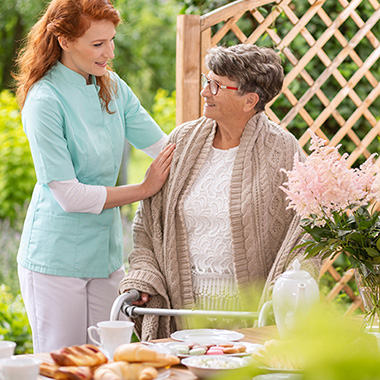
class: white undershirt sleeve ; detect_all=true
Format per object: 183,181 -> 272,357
48,136 -> 169,213
141,135 -> 169,158
48,178 -> 107,214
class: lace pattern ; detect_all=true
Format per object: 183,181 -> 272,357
183,146 -> 240,310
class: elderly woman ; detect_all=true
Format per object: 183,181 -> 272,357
119,44 -> 319,340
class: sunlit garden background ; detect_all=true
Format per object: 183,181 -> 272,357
1,0 -> 378,354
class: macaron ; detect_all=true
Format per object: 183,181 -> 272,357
234,344 -> 246,353
206,348 -> 224,355
172,344 -> 190,355
222,347 -> 240,354
189,347 -> 207,355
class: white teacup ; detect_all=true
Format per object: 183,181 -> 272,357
0,341 -> 16,359
0,357 -> 41,380
88,320 -> 134,359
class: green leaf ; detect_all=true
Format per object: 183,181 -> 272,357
365,247 -> 380,258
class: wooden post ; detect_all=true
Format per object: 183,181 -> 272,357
200,28 -> 212,119
176,15 -> 201,126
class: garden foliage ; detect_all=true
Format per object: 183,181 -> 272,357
0,90 -> 35,224
0,284 -> 32,354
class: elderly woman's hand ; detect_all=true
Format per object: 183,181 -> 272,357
131,292 -> 151,306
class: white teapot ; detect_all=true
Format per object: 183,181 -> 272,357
272,259 -> 319,339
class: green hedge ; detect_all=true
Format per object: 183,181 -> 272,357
0,285 -> 32,354
0,90 -> 35,224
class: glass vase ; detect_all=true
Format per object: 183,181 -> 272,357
354,264 -> 380,331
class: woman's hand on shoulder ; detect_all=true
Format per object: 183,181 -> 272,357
141,143 -> 175,198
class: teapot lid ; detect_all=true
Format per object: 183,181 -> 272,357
280,259 -> 313,279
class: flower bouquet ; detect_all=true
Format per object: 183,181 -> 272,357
280,130 -> 380,329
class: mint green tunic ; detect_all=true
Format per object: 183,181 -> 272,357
17,62 -> 165,278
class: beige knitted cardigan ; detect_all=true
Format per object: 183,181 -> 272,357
119,112 -> 319,341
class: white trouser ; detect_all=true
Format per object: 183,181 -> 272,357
18,264 -> 126,353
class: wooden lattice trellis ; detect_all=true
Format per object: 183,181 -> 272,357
176,0 -> 380,315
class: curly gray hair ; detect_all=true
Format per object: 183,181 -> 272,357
205,44 -> 284,112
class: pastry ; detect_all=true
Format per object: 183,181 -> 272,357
51,344 -> 108,367
39,361 -> 93,380
93,361 -> 158,380
113,344 -> 179,368
40,362 -> 60,378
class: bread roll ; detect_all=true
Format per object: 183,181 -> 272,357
93,361 -> 158,380
113,344 -> 179,368
113,345 -> 158,362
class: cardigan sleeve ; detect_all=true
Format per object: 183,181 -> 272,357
118,200 -> 174,340
258,133 -> 322,306
119,200 -> 167,295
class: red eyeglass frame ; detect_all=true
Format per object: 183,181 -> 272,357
201,73 -> 238,95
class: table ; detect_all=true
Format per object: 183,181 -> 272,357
31,325 -> 278,380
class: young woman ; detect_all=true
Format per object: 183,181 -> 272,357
14,0 -> 174,353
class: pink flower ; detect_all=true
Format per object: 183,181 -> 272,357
280,130 -> 380,225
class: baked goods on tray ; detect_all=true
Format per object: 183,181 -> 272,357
40,342 -> 179,379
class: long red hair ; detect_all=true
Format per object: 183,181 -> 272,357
14,0 -> 121,112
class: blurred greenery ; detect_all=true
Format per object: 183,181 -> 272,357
0,90 -> 35,224
0,285 -> 33,354
112,0 -> 180,110
0,0 -> 46,91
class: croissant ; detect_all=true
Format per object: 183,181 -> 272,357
51,344 -> 108,367
39,361 -> 93,380
113,344 -> 179,368
93,361 -> 158,380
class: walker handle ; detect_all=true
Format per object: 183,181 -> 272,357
109,289 -> 140,321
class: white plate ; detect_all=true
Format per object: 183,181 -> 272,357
160,341 -> 262,358
181,356 -> 248,379
156,368 -> 171,379
258,366 -> 302,374
170,329 -> 244,343
254,373 -> 303,380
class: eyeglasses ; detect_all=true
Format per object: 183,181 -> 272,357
201,73 -> 238,96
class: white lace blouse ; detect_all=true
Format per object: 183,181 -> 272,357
183,145 -> 241,311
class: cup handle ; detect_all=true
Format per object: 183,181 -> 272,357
87,326 -> 101,346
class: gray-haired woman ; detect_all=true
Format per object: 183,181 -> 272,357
119,44 -> 320,341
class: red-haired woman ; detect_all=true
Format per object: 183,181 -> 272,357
14,0 -> 174,353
